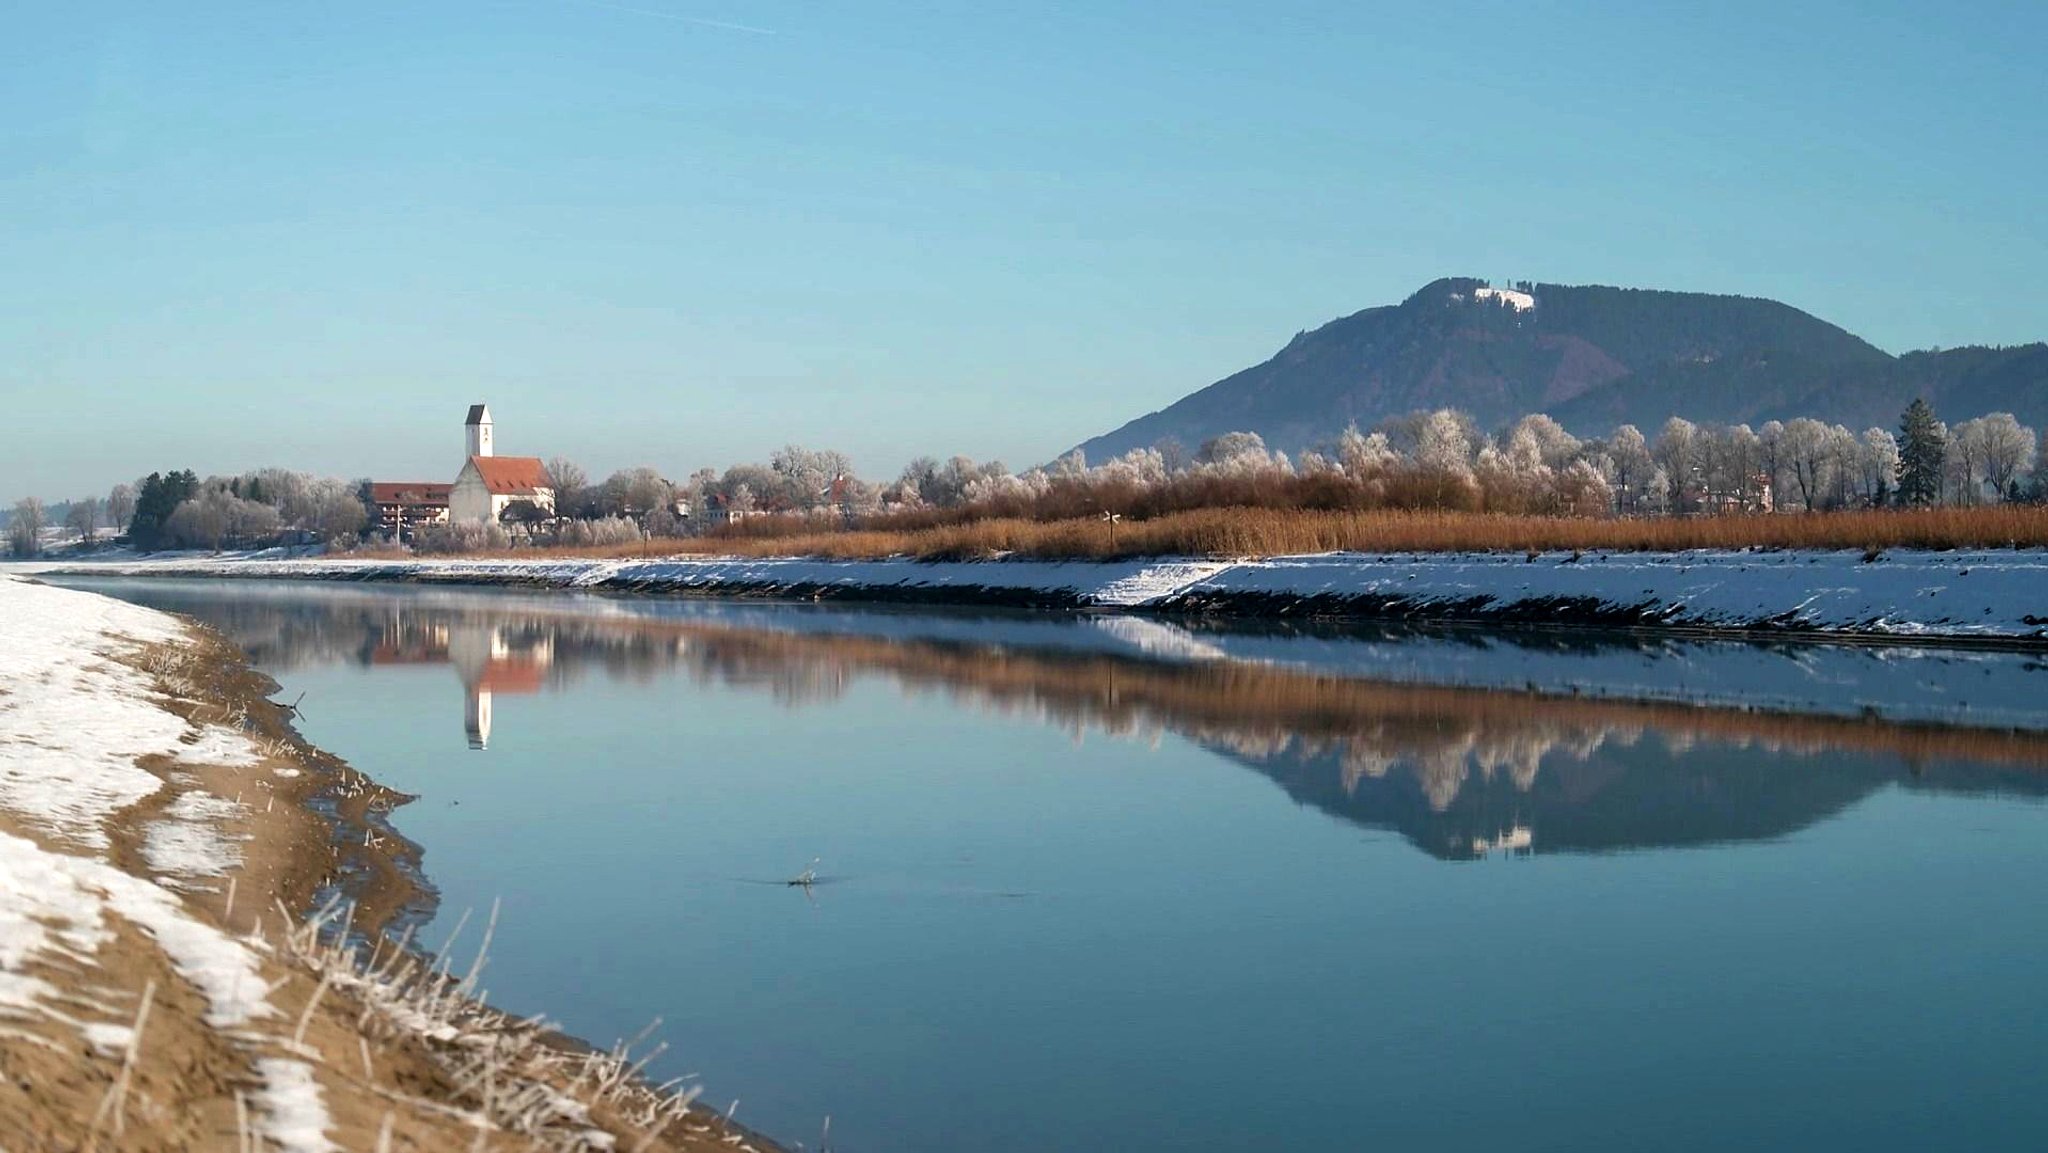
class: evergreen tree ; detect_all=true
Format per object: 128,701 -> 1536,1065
1896,399 -> 1945,506
128,469 -> 198,549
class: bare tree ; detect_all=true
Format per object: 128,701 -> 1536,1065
7,497 -> 46,557
598,467 -> 673,521
307,483 -> 367,544
1778,418 -> 1832,510
106,484 -> 136,534
66,496 -> 102,543
544,457 -> 588,518
1152,436 -> 1191,475
1969,413 -> 2037,500
166,497 -> 229,551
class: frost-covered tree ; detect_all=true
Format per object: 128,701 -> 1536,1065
1474,427 -> 1555,513
1820,423 -> 1863,509
1197,431 -> 1270,468
1095,447 -> 1170,488
1779,418 -> 1833,510
1605,425 -> 1655,513
1554,459 -> 1614,518
1757,420 -> 1788,506
1857,427 -> 1899,506
1504,414 -> 1580,470
1411,410 -> 1480,508
1048,450 -> 1087,480
963,468 -> 1052,505
772,445 -> 857,509
1414,411 -> 1475,474
1696,424 -> 1763,509
1652,418 -> 1700,511
307,480 -> 368,545
1963,413 -> 2036,501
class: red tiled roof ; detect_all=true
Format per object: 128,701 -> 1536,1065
369,482 -> 452,507
466,456 -> 552,495
476,659 -> 546,694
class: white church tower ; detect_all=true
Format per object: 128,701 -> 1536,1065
465,403 -> 494,458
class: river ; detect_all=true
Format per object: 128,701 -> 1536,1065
58,577 -> 2048,1152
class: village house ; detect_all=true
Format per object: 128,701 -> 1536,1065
1697,474 -> 1776,515
449,404 -> 556,525
367,482 -> 452,541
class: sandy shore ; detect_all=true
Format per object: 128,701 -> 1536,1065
0,575 -> 780,1152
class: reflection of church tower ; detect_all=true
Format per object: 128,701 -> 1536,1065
448,619 -> 552,751
465,686 -> 494,750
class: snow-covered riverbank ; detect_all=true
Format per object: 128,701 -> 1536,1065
0,575 -> 779,1152
36,547 -> 2048,642
0,576 -> 338,1148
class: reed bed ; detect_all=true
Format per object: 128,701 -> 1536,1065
412,505 -> 2048,562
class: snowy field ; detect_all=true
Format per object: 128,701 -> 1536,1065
31,547 -> 2048,641
0,575 -> 335,1149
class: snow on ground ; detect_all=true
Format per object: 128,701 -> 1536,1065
1092,560 -> 1237,607
143,791 -> 249,889
0,578 -> 185,848
0,575 -> 333,1149
44,547 -> 2048,641
1474,286 -> 1536,311
1165,549 -> 2048,638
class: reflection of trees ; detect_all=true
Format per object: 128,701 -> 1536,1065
91,581 -> 2048,860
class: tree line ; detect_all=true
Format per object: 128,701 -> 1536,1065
9,398 -> 2044,558
7,468 -> 369,558
813,398 -> 2044,531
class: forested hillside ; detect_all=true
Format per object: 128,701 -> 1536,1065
1076,278 -> 2048,459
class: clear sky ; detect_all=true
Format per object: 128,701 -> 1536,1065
4,0 -> 2044,499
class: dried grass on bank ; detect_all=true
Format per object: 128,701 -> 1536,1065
385,505 -> 2048,563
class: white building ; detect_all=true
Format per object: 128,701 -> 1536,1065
449,403 -> 555,524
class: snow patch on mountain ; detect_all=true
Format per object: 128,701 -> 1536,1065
1474,286 -> 1536,311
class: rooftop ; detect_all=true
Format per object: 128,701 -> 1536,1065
465,456 -> 551,495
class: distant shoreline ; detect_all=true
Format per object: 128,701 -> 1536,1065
33,546 -> 2048,646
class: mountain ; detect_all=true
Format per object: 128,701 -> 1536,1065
1074,277 -> 2048,459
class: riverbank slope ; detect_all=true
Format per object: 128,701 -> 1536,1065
38,548 -> 2048,642
0,575 -> 770,1151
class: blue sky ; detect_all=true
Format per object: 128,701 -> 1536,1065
4,1 -> 2044,498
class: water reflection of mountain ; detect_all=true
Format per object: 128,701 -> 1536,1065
1212,715 -> 2048,860
72,580 -> 2048,861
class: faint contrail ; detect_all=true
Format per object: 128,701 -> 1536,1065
565,0 -> 776,35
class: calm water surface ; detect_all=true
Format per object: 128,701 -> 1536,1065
66,578 -> 2048,1152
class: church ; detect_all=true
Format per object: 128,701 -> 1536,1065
449,404 -> 555,525
365,404 -> 555,538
